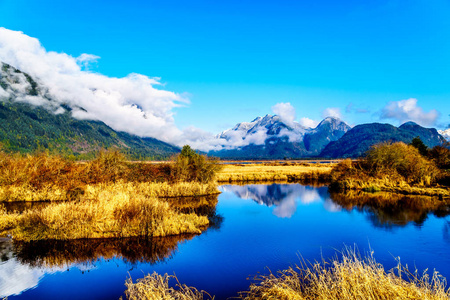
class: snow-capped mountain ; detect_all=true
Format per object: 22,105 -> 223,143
438,129 -> 450,141
210,114 -> 351,159
217,114 -> 309,145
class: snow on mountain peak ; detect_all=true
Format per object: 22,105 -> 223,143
216,114 -> 351,150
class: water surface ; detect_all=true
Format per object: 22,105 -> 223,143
1,183 -> 449,299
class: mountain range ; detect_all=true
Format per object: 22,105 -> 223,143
211,115 -> 447,159
1,61 -> 448,160
0,62 -> 179,159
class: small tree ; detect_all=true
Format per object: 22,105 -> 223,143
172,145 -> 222,183
410,137 -> 428,157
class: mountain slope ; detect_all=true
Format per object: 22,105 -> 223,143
320,122 -> 445,158
0,62 -> 179,159
303,117 -> 351,155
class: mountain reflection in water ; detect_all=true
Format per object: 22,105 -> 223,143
221,183 -> 339,218
222,183 -> 450,228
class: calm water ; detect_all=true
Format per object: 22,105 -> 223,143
1,183 -> 450,299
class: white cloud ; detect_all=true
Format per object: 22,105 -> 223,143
380,98 -> 439,126
76,53 -> 100,71
272,102 -> 296,126
299,117 -> 319,128
322,107 -> 341,119
0,27 -> 218,149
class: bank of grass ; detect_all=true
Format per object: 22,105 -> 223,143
0,182 -> 210,241
216,162 -> 334,183
0,147 -> 222,202
331,142 -> 450,197
123,248 -> 449,300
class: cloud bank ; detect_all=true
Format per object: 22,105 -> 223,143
271,102 -> 296,126
0,27 -> 221,150
299,117 -> 319,128
322,107 -> 341,119
380,98 -> 439,127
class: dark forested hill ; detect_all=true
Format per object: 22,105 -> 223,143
0,100 -> 179,160
320,122 -> 445,158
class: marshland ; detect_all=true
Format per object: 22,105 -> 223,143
1,141 -> 450,299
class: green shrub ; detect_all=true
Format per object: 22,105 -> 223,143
172,145 -> 222,183
365,142 -> 440,185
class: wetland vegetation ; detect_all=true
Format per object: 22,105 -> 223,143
1,141 -> 450,299
330,141 -> 450,197
0,146 -> 222,241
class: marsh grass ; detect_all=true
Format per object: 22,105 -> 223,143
0,182 -> 209,241
124,272 -> 214,300
216,163 -> 334,183
240,247 -> 450,300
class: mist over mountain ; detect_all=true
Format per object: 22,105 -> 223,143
0,62 -> 179,159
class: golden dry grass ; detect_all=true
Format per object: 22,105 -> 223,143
0,182 -> 210,241
124,272 -> 213,300
240,247 -> 450,300
216,163 -> 334,183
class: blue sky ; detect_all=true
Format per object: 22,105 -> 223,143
1,0 -> 449,138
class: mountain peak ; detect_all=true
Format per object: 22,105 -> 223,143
400,121 -> 420,127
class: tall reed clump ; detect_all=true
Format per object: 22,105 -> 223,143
124,272 -> 213,300
240,247 -> 450,300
